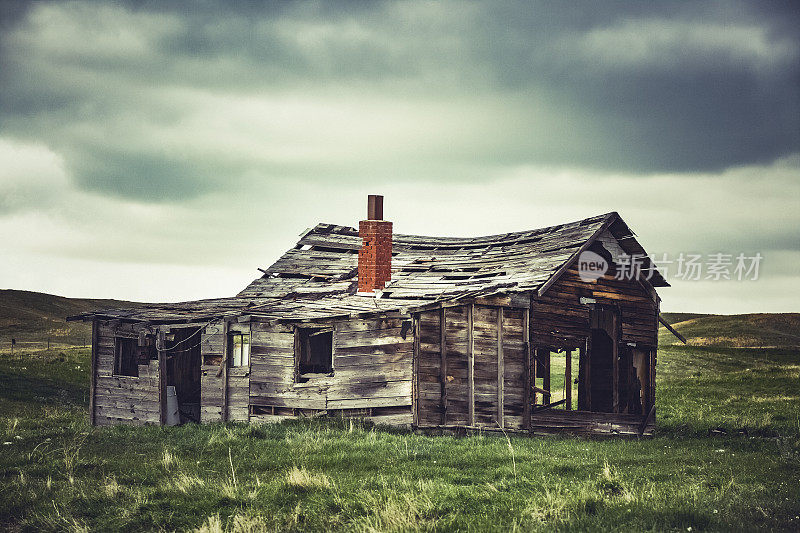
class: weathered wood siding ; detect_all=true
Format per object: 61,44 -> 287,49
199,321 -> 250,422
531,235 -> 659,350
227,323 -> 251,421
415,304 -> 528,430
93,320 -> 160,426
249,321 -> 323,414
416,309 -> 444,427
200,322 -> 225,422
473,306 -> 499,426
248,315 -> 414,426
330,316 -> 413,417
502,308 -> 526,429
529,409 -> 655,436
443,306 -> 471,426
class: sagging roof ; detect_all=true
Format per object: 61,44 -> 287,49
69,211 -> 667,324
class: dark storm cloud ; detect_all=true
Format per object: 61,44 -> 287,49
0,0 -> 797,201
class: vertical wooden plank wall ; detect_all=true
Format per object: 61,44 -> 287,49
501,308 -> 526,429
496,307 -> 504,427
440,307 -> 448,425
415,304 -> 527,430
523,309 -> 531,429
220,321 -> 229,422
200,322 -> 225,422
416,310 -> 443,426
468,304 -> 475,426
443,306 -> 470,426
89,318 -> 98,425
158,329 -> 166,425
412,314 -> 420,426
612,312 -> 620,414
226,322 -> 250,422
472,305 -> 498,426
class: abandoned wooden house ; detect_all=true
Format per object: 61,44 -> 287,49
70,195 -> 678,435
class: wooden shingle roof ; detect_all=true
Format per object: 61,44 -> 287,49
71,211 -> 667,324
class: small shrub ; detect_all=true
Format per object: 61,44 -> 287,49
173,472 -> 205,494
284,466 -> 331,492
162,448 -> 176,470
103,476 -> 121,499
597,461 -> 625,497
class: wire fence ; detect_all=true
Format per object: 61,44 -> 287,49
0,338 -> 90,355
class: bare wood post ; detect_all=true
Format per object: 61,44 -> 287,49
89,319 -> 98,425
293,325 -> 301,381
496,307 -> 504,428
580,337 -> 591,411
639,404 -> 656,436
440,307 -> 447,426
650,348 -> 656,414
532,347 -> 538,408
542,349 -> 551,404
523,308 -> 531,430
612,314 -> 619,413
565,349 -> 572,411
221,320 -> 230,423
467,303 -> 475,426
412,314 -> 420,426
652,300 -> 659,416
157,328 -> 167,426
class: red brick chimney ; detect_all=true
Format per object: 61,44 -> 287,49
358,195 -> 392,293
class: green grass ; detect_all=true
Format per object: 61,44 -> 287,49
1,344 -> 798,532
659,313 -> 800,348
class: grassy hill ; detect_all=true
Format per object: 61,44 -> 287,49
659,312 -> 711,325
0,289 -> 140,348
659,312 -> 800,348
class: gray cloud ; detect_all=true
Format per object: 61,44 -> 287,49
0,1 -> 798,310
1,1 -> 798,200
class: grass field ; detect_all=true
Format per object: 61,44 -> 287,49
1,341 -> 798,532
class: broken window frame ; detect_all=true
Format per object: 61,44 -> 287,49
295,327 -> 334,382
228,332 -> 251,367
113,337 -> 139,377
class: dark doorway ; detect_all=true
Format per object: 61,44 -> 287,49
619,347 -> 643,414
589,328 -> 614,412
165,327 -> 202,423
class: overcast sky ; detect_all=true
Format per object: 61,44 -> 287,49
1,1 -> 798,313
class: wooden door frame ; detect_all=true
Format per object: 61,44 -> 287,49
586,303 -> 621,413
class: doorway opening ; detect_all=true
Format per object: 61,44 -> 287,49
165,327 -> 202,423
589,328 -> 614,412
